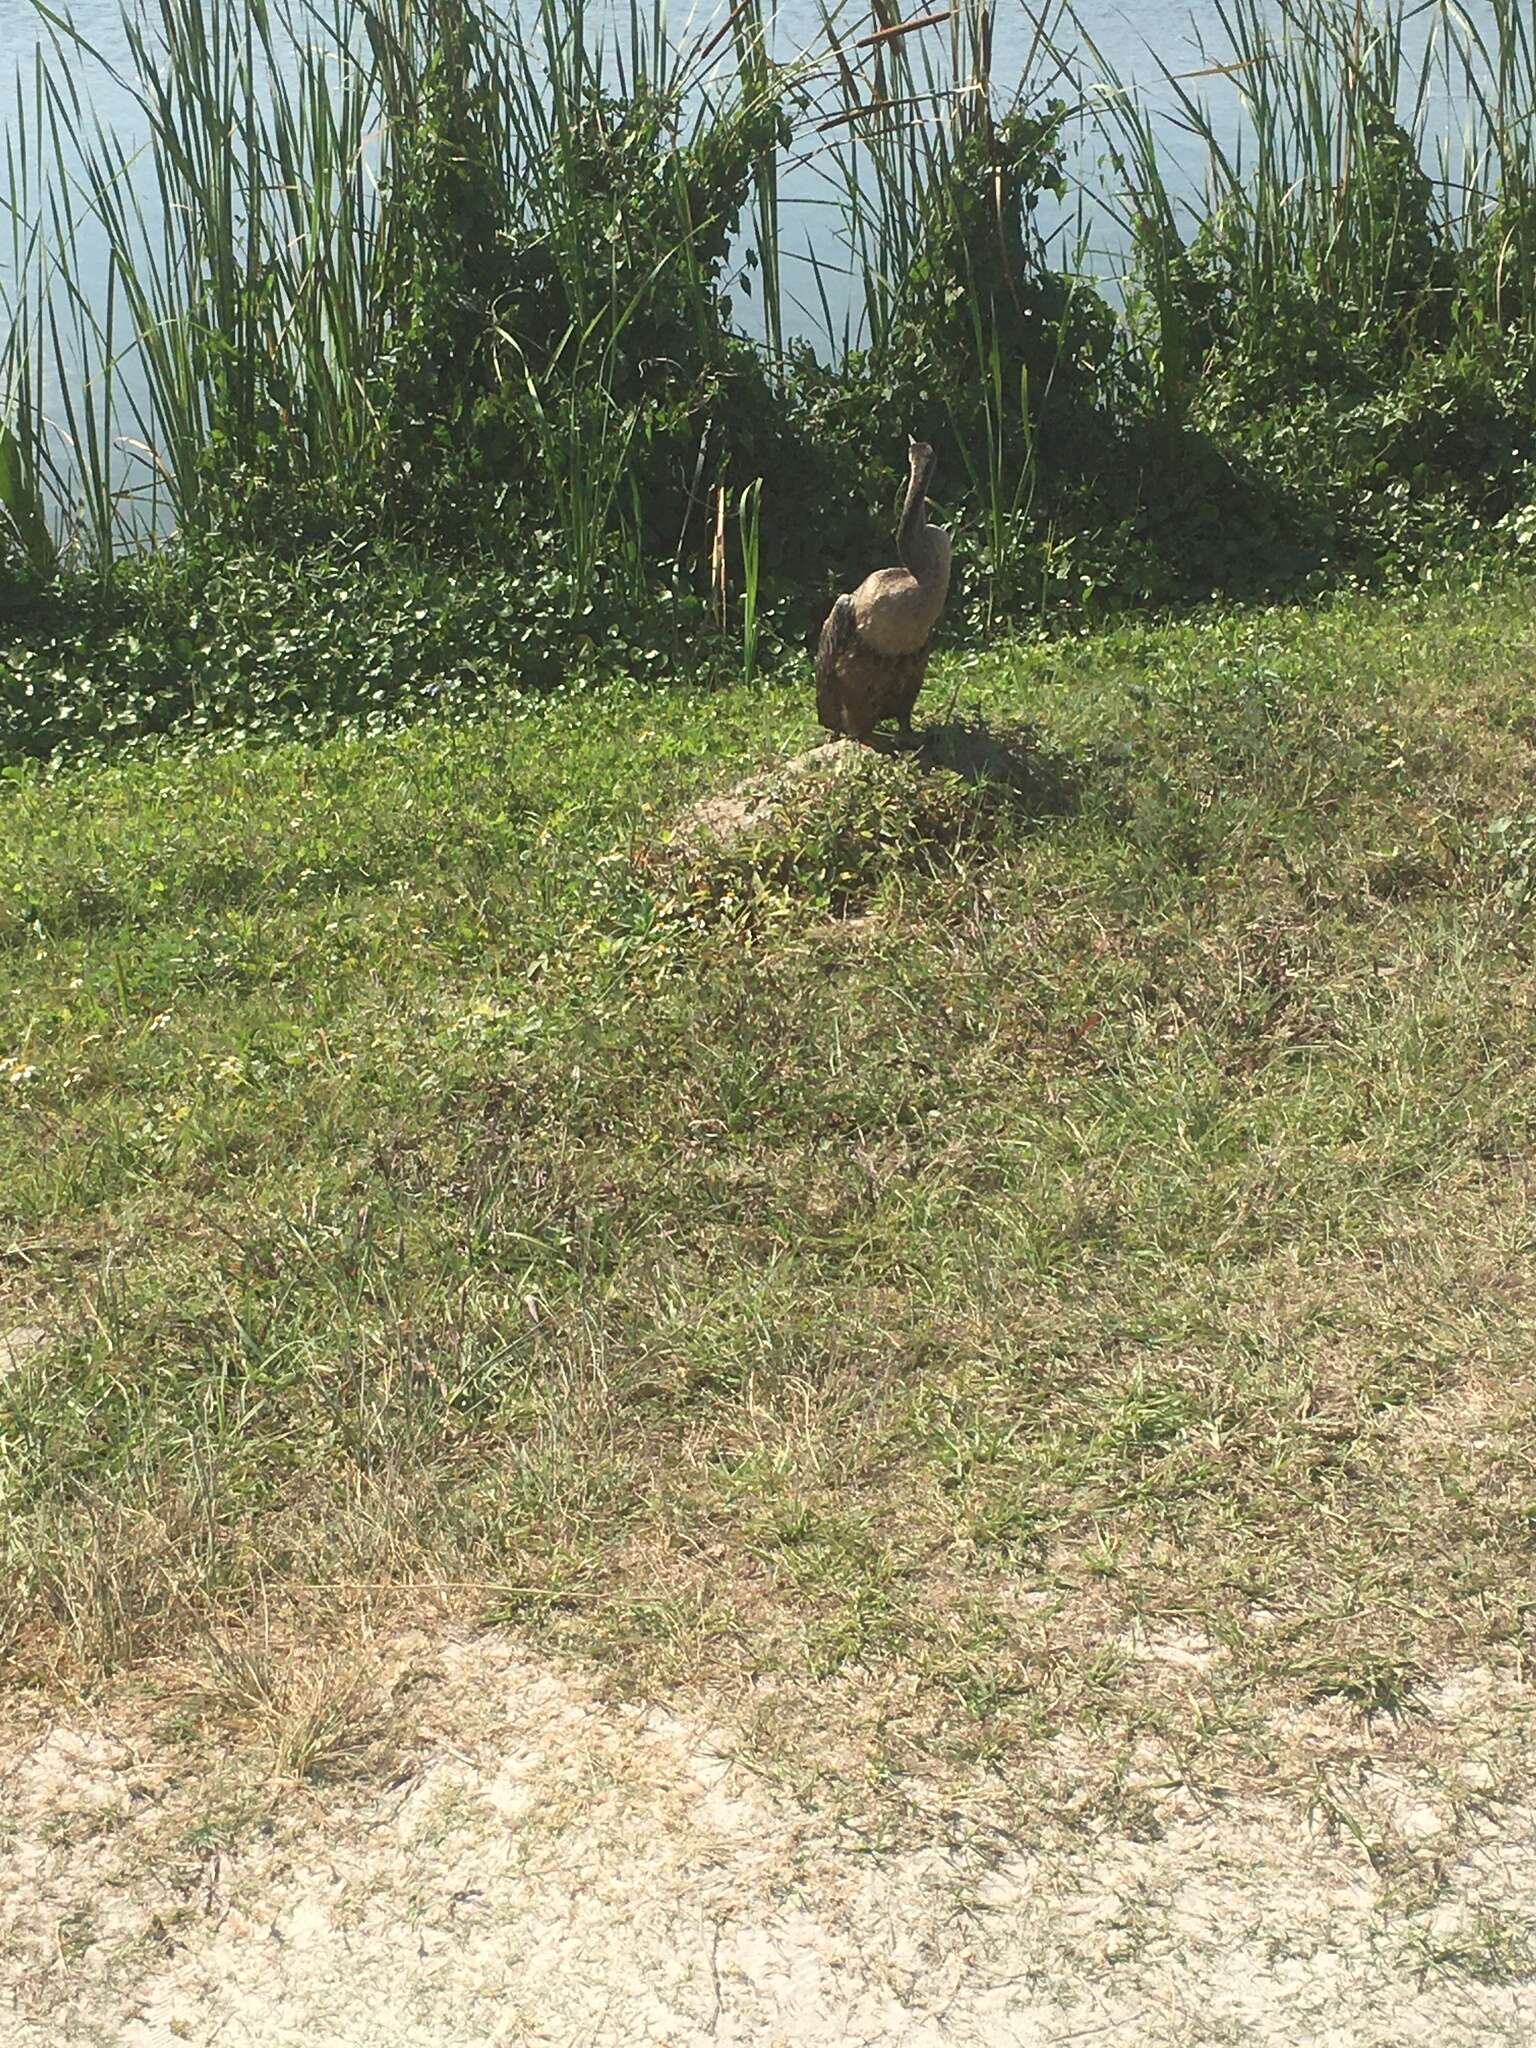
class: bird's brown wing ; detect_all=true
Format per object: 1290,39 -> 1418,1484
815,594 -> 856,732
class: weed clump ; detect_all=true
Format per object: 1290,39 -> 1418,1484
641,729 -> 1076,931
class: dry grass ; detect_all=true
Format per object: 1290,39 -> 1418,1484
196,1634 -> 388,1782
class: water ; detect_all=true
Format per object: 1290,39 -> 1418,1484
0,0 -> 1297,128
3,0 -> 1494,311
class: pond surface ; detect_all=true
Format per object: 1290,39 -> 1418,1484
5,0 -> 1495,274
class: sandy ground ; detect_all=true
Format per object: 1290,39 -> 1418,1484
3,1633 -> 1536,2048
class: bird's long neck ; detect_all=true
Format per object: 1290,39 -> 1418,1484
897,459 -> 945,589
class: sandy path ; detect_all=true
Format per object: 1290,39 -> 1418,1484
4,1635 -> 1535,2047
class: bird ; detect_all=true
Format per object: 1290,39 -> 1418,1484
816,437 -> 952,747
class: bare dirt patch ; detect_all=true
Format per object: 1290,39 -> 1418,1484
678,739 -> 858,845
4,1634 -> 1535,2046
0,1327 -> 47,1380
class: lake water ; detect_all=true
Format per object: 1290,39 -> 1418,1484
2,0 -> 1281,122
4,0 -> 1498,306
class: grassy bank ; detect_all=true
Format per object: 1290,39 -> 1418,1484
4,577 -> 1536,1778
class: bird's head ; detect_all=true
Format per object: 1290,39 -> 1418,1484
908,437 -> 936,485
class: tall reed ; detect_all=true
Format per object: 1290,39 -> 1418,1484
1067,0 -> 1536,398
737,473 -> 764,679
0,0 -> 1532,619
1,0 -> 794,581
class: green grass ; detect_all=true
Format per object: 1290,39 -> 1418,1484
4,578 -> 1536,1784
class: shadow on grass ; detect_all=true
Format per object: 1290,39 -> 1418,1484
863,714 -> 1090,818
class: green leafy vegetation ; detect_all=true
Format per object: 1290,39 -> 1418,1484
3,578 -> 1536,1782
0,0 -> 1533,755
